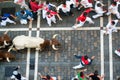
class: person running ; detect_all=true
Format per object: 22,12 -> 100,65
88,70 -> 104,80
102,19 -> 119,35
10,66 -> 26,80
73,54 -> 95,69
14,0 -> 30,10
92,0 -> 106,19
106,1 -> 120,19
15,10 -> 33,24
0,13 -> 16,26
72,8 -> 94,29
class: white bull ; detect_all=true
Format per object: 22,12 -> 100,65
8,34 -> 61,52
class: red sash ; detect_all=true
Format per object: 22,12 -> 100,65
81,56 -> 89,65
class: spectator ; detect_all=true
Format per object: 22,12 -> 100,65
38,72 -> 57,80
73,54 -> 95,69
0,13 -> 16,27
106,2 -> 120,19
88,70 -> 104,80
57,1 -> 74,16
102,20 -> 119,35
72,8 -> 94,29
10,66 -> 26,80
15,10 -> 33,24
14,0 -> 30,10
92,0 -> 106,19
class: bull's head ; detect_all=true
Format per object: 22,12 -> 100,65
0,30 -> 11,48
51,34 -> 61,50
40,34 -> 61,51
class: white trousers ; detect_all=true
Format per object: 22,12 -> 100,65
73,62 -> 84,69
102,27 -> 117,35
72,17 -> 94,29
46,16 -> 56,26
20,16 -> 32,24
42,10 -> 47,19
92,13 -> 103,19
1,18 -> 15,26
106,11 -> 120,19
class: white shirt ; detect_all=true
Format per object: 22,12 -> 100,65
108,2 -> 120,14
95,1 -> 105,14
106,20 -> 118,29
57,4 -> 70,13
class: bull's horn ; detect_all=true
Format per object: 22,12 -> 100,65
4,40 -> 9,46
4,30 -> 10,34
52,34 -> 58,39
52,45 -> 58,50
6,57 -> 10,62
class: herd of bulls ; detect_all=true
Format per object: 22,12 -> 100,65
0,31 -> 61,62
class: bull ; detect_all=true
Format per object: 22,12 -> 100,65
8,34 -> 61,51
0,50 -> 15,62
0,30 -> 11,48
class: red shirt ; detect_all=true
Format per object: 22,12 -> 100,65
76,14 -> 87,22
76,8 -> 92,22
84,8 -> 92,13
81,56 -> 89,65
30,1 -> 43,12
47,10 -> 57,18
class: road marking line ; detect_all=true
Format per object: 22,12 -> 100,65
34,8 -> 41,80
108,2 -> 113,79
0,27 -> 120,31
100,12 -> 104,79
109,33 -> 113,80
26,21 -> 32,80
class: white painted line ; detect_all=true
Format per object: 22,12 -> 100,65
108,2 -> 113,79
0,27 -> 120,31
34,8 -> 41,80
26,21 -> 32,80
100,13 -> 104,79
109,33 -> 113,80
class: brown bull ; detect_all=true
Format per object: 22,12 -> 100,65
0,50 -> 15,62
0,30 -> 11,48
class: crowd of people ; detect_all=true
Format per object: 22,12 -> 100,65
0,0 -> 120,32
0,0 -> 120,80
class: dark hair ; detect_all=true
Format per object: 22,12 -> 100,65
84,55 -> 88,60
20,10 -> 25,14
31,0 -> 35,2
46,1 -> 49,4
80,72 -> 84,77
46,75 -> 51,79
112,2 -> 117,6
74,78 -> 78,80
62,1 -> 66,5
111,21 -> 115,25
47,11 -> 50,15
94,70 -> 98,76
97,3 -> 102,7
83,12 -> 88,17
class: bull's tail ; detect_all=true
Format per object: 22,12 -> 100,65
4,30 -> 10,34
8,44 -> 14,52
